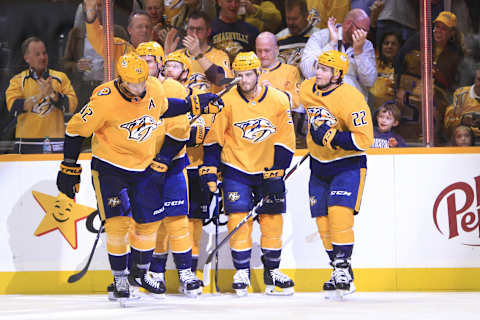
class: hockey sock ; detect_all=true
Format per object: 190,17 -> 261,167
261,248 -> 281,269
130,247 -> 154,270
150,252 -> 168,273
259,214 -> 283,250
231,249 -> 252,270
329,205 -> 354,259
173,249 -> 193,270
109,254 -> 128,272
191,256 -> 198,272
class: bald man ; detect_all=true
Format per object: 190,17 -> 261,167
300,8 -> 377,100
256,32 -> 301,110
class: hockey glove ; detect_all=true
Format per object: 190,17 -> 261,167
199,166 -> 218,193
310,116 -> 337,149
56,161 -> 82,199
147,158 -> 169,192
189,93 -> 224,115
260,168 -> 285,199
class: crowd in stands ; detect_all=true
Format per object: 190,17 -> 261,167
1,0 -> 480,154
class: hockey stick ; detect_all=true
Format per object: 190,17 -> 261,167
202,153 -> 310,286
189,77 -> 240,125
214,192 -> 220,293
68,220 -> 104,283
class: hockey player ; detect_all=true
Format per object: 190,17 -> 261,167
201,51 -> 296,296
56,52 -> 223,302
299,50 -> 373,298
135,42 -> 204,297
146,51 -> 212,296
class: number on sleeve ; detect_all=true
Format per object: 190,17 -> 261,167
352,110 -> 367,127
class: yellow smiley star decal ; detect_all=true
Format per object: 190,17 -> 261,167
33,191 -> 96,249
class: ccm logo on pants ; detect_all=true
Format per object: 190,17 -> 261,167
330,191 -> 352,196
153,200 -> 185,215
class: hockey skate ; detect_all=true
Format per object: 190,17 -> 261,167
107,283 -> 116,301
128,268 -> 166,299
264,268 -> 294,296
112,274 -> 139,307
232,269 -> 250,297
331,259 -> 356,300
178,269 -> 202,298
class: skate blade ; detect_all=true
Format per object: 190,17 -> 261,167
264,285 -> 294,296
324,289 -> 337,300
179,286 -> 202,298
234,288 -> 248,297
118,296 -> 142,308
107,292 -> 117,302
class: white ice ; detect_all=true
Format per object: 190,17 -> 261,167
0,292 -> 478,320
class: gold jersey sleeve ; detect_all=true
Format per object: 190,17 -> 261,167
66,76 -> 168,171
85,19 -> 134,76
300,78 -> 373,163
175,48 -> 232,94
187,114 -> 215,169
204,85 -> 295,174
5,69 -> 78,138
259,62 -> 301,109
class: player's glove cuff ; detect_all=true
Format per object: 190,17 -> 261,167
60,162 -> 82,176
150,160 -> 168,173
189,93 -> 224,115
263,169 -> 284,179
57,161 -> 82,199
199,166 -> 218,193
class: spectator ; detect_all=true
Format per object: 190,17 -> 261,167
395,11 -> 464,144
306,0 -> 350,29
369,31 -> 402,110
211,0 -> 260,62
444,68 -> 480,141
451,125 -> 475,146
153,0 -> 216,51
83,0 -> 151,70
276,0 -> 320,67
170,11 -> 232,93
144,0 -> 164,27
5,37 -> 77,153
62,0 -> 128,109
300,9 -> 377,101
256,32 -> 303,147
371,101 -> 407,148
241,0 -> 282,33
375,0 -> 417,46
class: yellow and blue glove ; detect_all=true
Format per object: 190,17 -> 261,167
189,93 -> 224,116
310,115 -> 338,149
56,161 -> 82,199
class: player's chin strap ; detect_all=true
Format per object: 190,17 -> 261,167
202,153 -> 310,287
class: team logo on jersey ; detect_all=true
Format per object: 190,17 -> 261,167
307,107 -> 337,126
120,115 -> 158,142
227,192 -> 240,202
31,99 -> 53,116
309,196 -> 317,207
234,118 -> 276,143
97,87 -> 111,96
187,73 -> 210,91
107,196 -> 121,208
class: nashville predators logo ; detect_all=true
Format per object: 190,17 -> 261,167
97,87 -> 111,96
107,196 -> 121,208
187,73 -> 210,91
307,107 -> 337,126
234,118 -> 276,143
309,196 -> 317,207
31,99 -> 53,116
120,115 -> 158,142
228,192 -> 240,202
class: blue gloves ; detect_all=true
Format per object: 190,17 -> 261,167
188,93 -> 224,115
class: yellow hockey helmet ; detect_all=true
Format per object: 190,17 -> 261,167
136,41 -> 165,64
232,51 -> 261,72
117,53 -> 148,84
317,50 -> 349,78
165,51 -> 191,75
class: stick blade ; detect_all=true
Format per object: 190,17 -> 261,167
67,270 -> 86,283
202,262 -> 212,287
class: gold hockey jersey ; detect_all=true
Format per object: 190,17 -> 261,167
173,47 -> 232,94
157,77 -> 191,162
204,85 -> 295,176
259,62 -> 301,109
300,78 -> 373,165
444,85 -> 480,137
66,76 -> 168,171
6,69 -> 78,138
